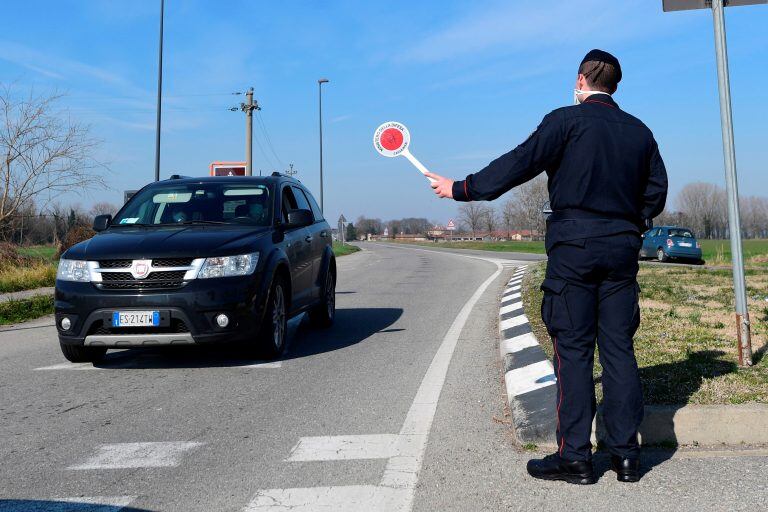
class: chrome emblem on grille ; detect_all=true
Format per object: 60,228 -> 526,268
130,260 -> 152,279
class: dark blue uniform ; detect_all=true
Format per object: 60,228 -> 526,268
453,93 -> 668,462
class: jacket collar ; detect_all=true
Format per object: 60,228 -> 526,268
582,92 -> 618,109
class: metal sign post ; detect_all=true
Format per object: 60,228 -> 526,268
663,0 -> 766,365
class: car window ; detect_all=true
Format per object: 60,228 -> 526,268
281,186 -> 299,224
292,187 -> 315,222
304,189 -> 324,221
113,183 -> 271,226
668,228 -> 694,238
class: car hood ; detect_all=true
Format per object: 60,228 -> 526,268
64,225 -> 272,261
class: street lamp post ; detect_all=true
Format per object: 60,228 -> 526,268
154,0 -> 164,182
318,78 -> 329,212
662,0 -> 767,366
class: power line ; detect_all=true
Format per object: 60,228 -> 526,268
255,110 -> 285,168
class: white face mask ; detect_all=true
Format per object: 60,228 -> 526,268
573,89 -> 611,105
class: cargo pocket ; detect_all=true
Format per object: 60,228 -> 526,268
540,278 -> 573,336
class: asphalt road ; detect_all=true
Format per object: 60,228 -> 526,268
0,243 -> 766,511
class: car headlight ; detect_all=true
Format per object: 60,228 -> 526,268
57,259 -> 90,282
198,252 -> 259,279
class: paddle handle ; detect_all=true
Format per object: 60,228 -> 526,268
402,149 -> 437,183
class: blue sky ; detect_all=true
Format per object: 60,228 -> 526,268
1,0 -> 766,225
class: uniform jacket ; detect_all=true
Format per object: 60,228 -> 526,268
451,93 -> 668,251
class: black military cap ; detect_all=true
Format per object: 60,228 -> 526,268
580,49 -> 622,83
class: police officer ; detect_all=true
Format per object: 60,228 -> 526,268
427,49 -> 668,485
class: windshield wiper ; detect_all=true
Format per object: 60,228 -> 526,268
110,222 -> 153,228
176,220 -> 227,225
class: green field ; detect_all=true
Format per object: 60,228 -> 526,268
699,239 -> 768,267
17,245 -> 58,262
379,239 -> 546,254
522,261 -> 768,405
383,238 -> 768,267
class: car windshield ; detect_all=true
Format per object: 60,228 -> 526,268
668,228 -> 694,238
112,183 -> 272,227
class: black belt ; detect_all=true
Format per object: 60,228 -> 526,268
549,208 -> 640,225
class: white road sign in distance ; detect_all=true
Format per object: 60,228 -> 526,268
373,121 -> 437,183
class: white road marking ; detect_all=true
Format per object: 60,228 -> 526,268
246,253 -> 505,512
502,292 -> 521,301
287,434 -> 422,461
239,361 -> 283,369
3,496 -> 138,511
500,332 -> 540,354
244,486 -> 407,512
34,362 -> 101,371
500,301 -> 523,315
504,360 -> 556,397
505,284 -> 521,293
500,314 -> 528,331
68,441 -> 202,470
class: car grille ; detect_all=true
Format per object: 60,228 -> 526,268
152,257 -> 194,267
98,270 -> 187,290
88,319 -> 191,335
99,259 -> 132,268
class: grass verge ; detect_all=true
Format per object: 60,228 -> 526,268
333,242 -> 361,257
0,294 -> 54,325
378,239 -> 546,254
0,263 -> 57,293
522,261 -> 768,405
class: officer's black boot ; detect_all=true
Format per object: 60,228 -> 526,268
526,453 -> 596,485
610,455 -> 640,483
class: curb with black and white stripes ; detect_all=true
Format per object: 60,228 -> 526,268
499,267 -> 558,446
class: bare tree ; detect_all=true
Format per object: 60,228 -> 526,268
89,202 -> 119,218
501,198 -> 516,239
483,205 -> 498,237
676,182 -> 726,238
0,85 -> 107,230
512,175 -> 548,240
457,203 -> 485,238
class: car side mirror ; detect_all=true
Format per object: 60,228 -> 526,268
93,214 -> 112,232
285,209 -> 313,229
641,233 -> 645,239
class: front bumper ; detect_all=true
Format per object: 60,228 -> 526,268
55,273 -> 266,347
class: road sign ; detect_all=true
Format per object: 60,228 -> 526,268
210,161 -> 246,176
373,121 -> 436,183
663,0 -> 766,10
446,219 -> 457,231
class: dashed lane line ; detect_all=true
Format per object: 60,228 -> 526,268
68,442 -> 202,470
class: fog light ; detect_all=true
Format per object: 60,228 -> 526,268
60,317 -> 71,331
215,314 -> 229,328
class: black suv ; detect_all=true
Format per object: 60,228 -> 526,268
55,174 -> 336,363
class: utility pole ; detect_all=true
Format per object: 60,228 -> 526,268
662,0 -> 767,366
286,163 -> 297,177
153,0 -> 165,182
240,88 -> 259,176
318,78 -> 329,212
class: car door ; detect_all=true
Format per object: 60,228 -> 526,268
642,228 -> 658,257
279,185 -> 313,309
292,186 -> 326,298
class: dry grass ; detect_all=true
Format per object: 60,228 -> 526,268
522,262 -> 768,405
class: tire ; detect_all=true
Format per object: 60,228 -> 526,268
309,268 -> 336,328
59,342 -> 107,363
256,276 -> 288,359
657,248 -> 668,262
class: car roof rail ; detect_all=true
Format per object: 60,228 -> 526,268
168,174 -> 193,180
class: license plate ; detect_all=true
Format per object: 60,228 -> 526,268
678,242 -> 692,247
112,311 -> 160,327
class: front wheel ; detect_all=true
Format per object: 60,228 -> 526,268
309,269 -> 335,328
59,342 -> 107,363
257,276 -> 288,359
657,248 -> 668,262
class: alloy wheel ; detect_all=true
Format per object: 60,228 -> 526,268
272,284 -> 286,350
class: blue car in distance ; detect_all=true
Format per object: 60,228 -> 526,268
640,226 -> 703,263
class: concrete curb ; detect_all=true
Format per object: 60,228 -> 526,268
502,268 -> 768,447
498,266 -> 558,446
0,286 -> 55,303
